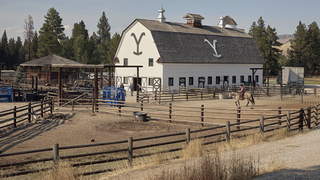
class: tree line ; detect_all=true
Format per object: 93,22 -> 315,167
0,7 -> 120,70
249,17 -> 320,76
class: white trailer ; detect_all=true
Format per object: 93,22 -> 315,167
282,67 -> 304,86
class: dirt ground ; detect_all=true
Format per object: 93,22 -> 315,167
1,94 -> 318,154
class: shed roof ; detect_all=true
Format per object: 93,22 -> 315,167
131,19 -> 264,64
20,54 -> 84,67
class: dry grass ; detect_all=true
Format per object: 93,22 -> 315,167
35,160 -> 82,180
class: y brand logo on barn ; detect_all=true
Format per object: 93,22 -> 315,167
131,32 -> 146,55
204,39 -> 222,58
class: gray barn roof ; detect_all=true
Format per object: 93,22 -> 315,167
134,19 -> 264,64
20,54 -> 83,67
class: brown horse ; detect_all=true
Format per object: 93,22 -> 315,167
229,92 -> 255,106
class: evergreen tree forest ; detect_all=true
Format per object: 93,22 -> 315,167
0,7 -> 120,70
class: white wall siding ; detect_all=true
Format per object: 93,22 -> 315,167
162,63 -> 263,90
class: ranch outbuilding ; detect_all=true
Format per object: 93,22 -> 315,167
113,8 -> 265,92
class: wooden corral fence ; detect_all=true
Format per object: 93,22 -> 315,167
1,101 -> 319,178
0,99 -> 54,129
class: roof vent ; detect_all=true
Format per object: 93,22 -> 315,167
157,7 -> 166,23
183,13 -> 204,27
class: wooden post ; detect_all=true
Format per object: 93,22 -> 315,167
41,99 -> 44,117
220,85 -> 222,94
28,102 -> 31,123
158,91 -> 161,104
118,105 -> 121,116
260,116 -> 264,133
141,100 -> 143,111
186,128 -> 190,144
237,107 -> 241,130
307,106 -> 311,129
136,67 -> 139,103
92,87 -> 95,113
128,137 -> 133,166
317,104 -> 319,123
100,68 -> 103,89
186,88 -> 188,101
278,107 -> 281,125
201,89 -> 203,100
155,89 -> 157,101
169,103 -> 172,123
299,108 -> 303,131
213,87 -> 216,99
171,90 -> 174,102
226,121 -> 230,142
314,87 -> 316,97
13,106 -> 16,127
287,111 -> 291,132
53,143 -> 59,165
94,68 -> 99,112
72,100 -> 74,111
201,105 -> 204,127
301,87 -> 303,104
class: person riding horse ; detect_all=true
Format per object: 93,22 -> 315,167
239,84 -> 244,100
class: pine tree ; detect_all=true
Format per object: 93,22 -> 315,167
38,7 -> 65,57
106,33 -> 120,64
0,30 -> 9,69
7,38 -> 15,68
72,20 -> 88,39
288,21 -> 308,68
16,37 -> 23,65
305,22 -> 320,75
13,66 -> 25,85
97,12 -> 111,44
30,31 -> 38,60
24,15 -> 35,61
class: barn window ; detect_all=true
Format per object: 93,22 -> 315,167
149,58 -> 153,67
148,78 -> 154,86
255,75 -> 259,82
248,75 -> 252,83
189,77 -> 194,85
216,76 -> 220,84
232,76 -> 236,84
168,77 -> 174,86
208,76 -> 212,85
123,77 -> 128,84
123,58 -> 128,66
240,76 -> 244,83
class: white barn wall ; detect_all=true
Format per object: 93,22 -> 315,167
115,22 -> 163,91
162,63 -> 263,90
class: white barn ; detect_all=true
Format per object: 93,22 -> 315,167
113,8 -> 265,92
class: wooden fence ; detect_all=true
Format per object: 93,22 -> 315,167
0,99 -> 54,129
1,101 -> 318,178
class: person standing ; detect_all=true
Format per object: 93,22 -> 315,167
129,83 -> 134,96
239,84 -> 244,100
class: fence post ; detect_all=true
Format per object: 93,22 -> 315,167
220,85 -> 222,94
186,128 -> 190,144
28,102 -> 31,123
186,88 -> 188,101
72,100 -> 74,111
260,116 -> 264,133
141,100 -> 143,111
287,111 -> 291,132
314,87 -> 316,97
169,103 -> 172,123
317,104 -> 319,123
213,87 -> 216,99
237,107 -> 241,130
92,87 -> 95,113
201,89 -> 203,100
13,106 -> 16,127
278,107 -> 281,125
226,121 -> 230,142
159,91 -> 161,104
201,105 -> 204,127
307,106 -> 311,129
128,137 -> 133,166
169,90 -> 172,102
299,108 -> 304,132
41,99 -> 44,118
118,105 -> 121,116
155,89 -> 157,101
53,143 -> 59,165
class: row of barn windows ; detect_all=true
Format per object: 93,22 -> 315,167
168,75 -> 259,86
123,58 -> 153,67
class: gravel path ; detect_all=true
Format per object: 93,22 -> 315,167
104,127 -> 320,180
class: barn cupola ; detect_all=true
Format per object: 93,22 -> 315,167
183,13 -> 204,27
218,15 -> 237,29
157,7 -> 166,23
218,15 -> 225,28
224,15 -> 237,28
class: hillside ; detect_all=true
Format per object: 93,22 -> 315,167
277,34 -> 293,57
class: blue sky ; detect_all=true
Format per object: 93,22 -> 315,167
1,0 -> 320,40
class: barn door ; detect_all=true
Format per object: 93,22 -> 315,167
223,76 -> 229,88
198,77 -> 205,88
179,77 -> 186,87
116,76 -> 122,87
153,77 -> 161,93
141,77 -> 147,92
